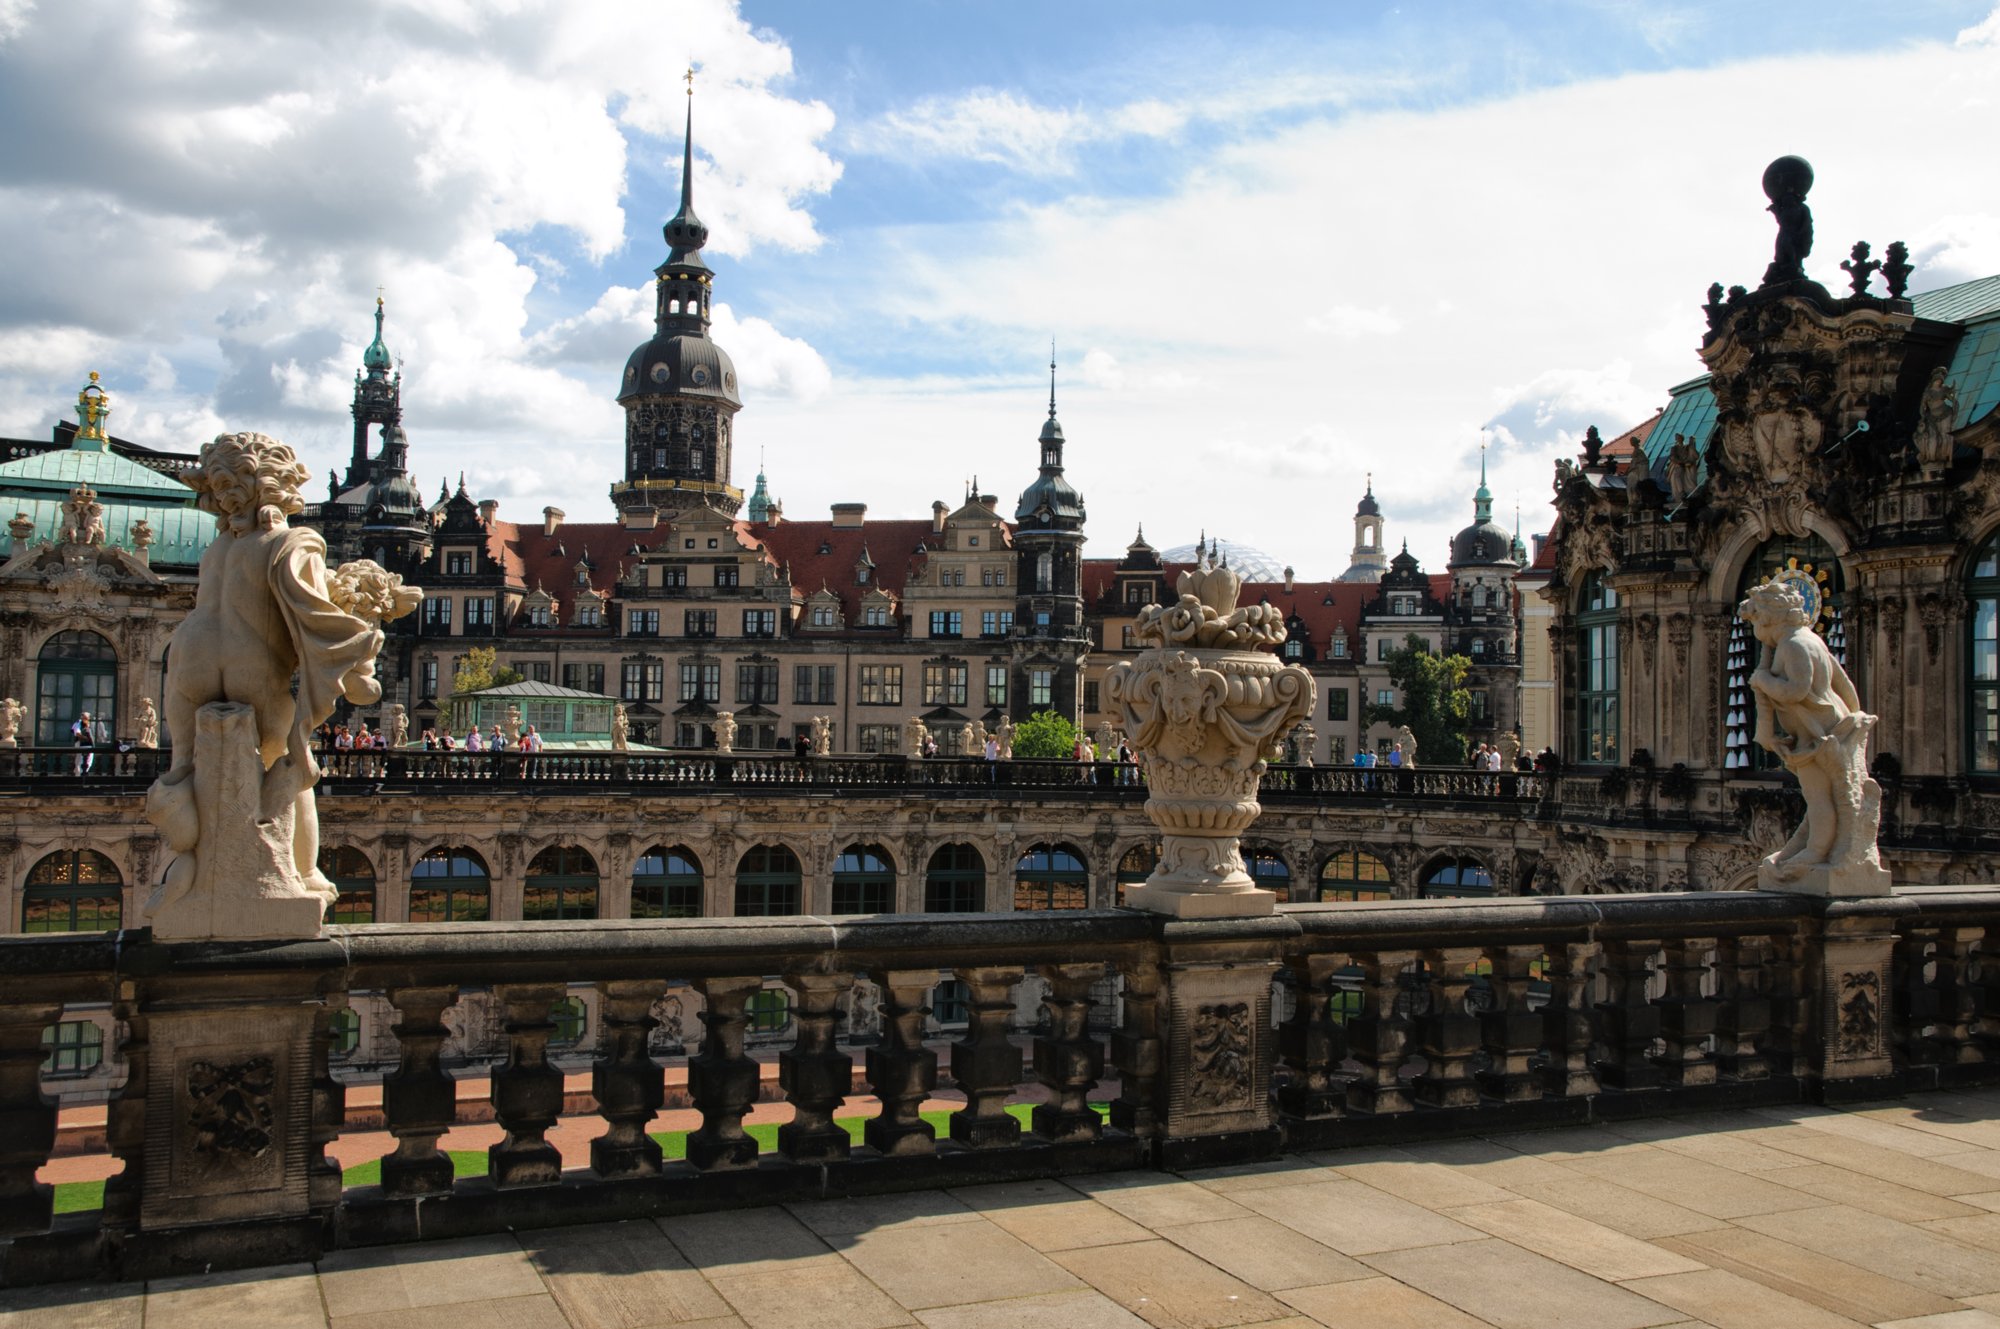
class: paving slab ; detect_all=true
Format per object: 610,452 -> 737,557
912,1289 -> 1151,1329
319,1234 -> 545,1318
1231,1177 -> 1484,1255
1749,1127 -> 2000,1195
1361,1236 -> 1684,1329
1441,1197 -> 1708,1281
1658,1226 -> 1961,1323
329,1295 -> 571,1329
0,1283 -> 145,1329
147,1265 -> 328,1329
1275,1277 -> 1491,1329
947,1179 -> 1154,1252
705,1263 -> 914,1329
1049,1239 -> 1289,1329
1508,1171 -> 1731,1239
1764,1163 -> 1988,1222
1616,1268 -> 1870,1329
1734,1203 -> 2000,1299
521,1221 -> 735,1328
1557,1145 -> 1827,1219
1067,1175 -> 1256,1228
830,1218 -> 1084,1311
1151,1215 -> 1375,1291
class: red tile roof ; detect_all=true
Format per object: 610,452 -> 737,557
1599,409 -> 1663,460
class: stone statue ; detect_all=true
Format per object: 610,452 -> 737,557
996,714 -> 1015,759
1664,434 -> 1701,505
1703,281 -> 1729,333
0,697 -> 21,749
1841,240 -> 1881,297
1294,720 -> 1316,767
145,432 -> 424,940
1748,376 -> 1821,485
1498,731 -> 1521,770
810,715 -> 831,756
389,702 -> 408,748
136,697 -> 159,750
1761,155 -> 1815,287
967,718 -> 987,755
1553,458 -> 1579,493
902,713 -> 928,758
1395,725 -> 1419,767
502,703 -> 522,747
1913,366 -> 1959,479
61,482 -> 105,547
1095,720 -> 1116,753
715,710 -> 736,754
1104,552 -> 1314,917
1580,426 -> 1604,468
611,702 -> 630,752
1740,580 -> 1889,896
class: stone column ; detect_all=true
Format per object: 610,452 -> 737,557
1811,900 -> 1899,1099
1155,928 -> 1284,1164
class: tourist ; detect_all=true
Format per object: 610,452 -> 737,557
465,726 -> 483,754
71,710 -> 95,775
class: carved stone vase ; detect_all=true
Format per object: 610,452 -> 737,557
1105,558 -> 1314,917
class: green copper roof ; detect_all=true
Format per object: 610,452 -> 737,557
5,495 -> 213,567
0,442 -> 198,499
1643,374 -> 1719,476
1913,274 -> 2000,325
1943,313 -> 2000,431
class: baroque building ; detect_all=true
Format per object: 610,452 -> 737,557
1539,157 -> 2000,889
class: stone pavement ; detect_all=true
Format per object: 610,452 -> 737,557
16,1090 -> 2000,1329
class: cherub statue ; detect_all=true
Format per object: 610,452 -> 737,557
0,697 -> 22,748
1095,720 -> 1117,753
389,703 -> 409,748
1913,366 -> 1960,478
996,714 -> 1015,759
1394,725 -> 1419,767
136,697 -> 159,749
611,702 -> 630,752
502,703 -> 522,746
145,432 -> 424,939
960,720 -> 978,757
810,714 -> 831,756
1740,579 -> 1887,893
61,482 -> 105,547
715,710 -> 737,754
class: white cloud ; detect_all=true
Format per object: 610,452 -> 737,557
1958,6 -> 2000,46
1305,305 -> 1404,338
851,91 -> 1090,175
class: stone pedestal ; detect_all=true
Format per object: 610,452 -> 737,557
1759,861 -> 1891,898
145,702 -> 329,941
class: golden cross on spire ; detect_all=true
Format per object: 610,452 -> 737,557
685,66 -> 696,96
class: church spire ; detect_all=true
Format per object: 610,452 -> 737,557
662,69 -> 709,270
1473,439 -> 1493,524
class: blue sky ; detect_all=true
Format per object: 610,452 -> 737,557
2,0 -> 1997,572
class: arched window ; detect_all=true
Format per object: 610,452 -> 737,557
1015,843 -> 1088,911
36,630 -> 117,748
1037,550 -> 1053,592
409,846 -> 491,922
21,850 -> 122,933
318,846 -> 376,924
1320,850 -> 1393,902
633,845 -> 702,918
1974,532 -> 2000,772
1242,843 -> 1292,898
924,843 -> 985,913
735,845 -> 801,916
1115,844 -> 1157,906
1574,573 -> 1619,764
1421,855 -> 1494,898
832,844 -> 896,915
1726,537 -> 1846,770
525,845 -> 600,921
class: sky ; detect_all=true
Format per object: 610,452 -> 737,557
3,0 -> 1999,577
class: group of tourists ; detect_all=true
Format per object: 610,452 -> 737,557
313,721 -> 546,777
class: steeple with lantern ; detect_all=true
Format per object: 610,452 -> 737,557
1009,349 -> 1090,721
346,295 -> 402,491
612,68 -> 744,524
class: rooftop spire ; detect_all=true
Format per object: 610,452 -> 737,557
73,371 -> 110,451
663,67 -> 709,266
1048,340 -> 1058,420
363,295 -> 393,378
1473,438 -> 1493,523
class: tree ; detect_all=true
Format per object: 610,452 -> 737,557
1011,709 -> 1081,760
451,645 -> 524,696
1364,634 -> 1473,766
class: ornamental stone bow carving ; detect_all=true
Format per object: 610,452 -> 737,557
1105,554 -> 1314,917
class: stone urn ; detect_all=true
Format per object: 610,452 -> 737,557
1105,556 -> 1315,916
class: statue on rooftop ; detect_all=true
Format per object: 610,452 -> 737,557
1761,156 -> 1815,287
1741,579 -> 1888,896
1841,241 -> 1881,297
1913,366 -> 1960,479
502,703 -> 522,747
1665,434 -> 1702,505
61,482 -> 105,548
810,714 -> 831,756
145,432 -> 424,939
1883,241 -> 1913,299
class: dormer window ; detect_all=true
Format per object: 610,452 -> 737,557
1283,639 -> 1304,661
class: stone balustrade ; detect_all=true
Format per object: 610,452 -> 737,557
5,886 -> 2000,1283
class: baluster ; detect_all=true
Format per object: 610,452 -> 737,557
488,984 -> 565,1187
1032,962 -> 1105,1142
1653,937 -> 1718,1086
0,996 -> 60,1236
864,969 -> 938,1156
687,976 -> 763,1170
1345,950 -> 1417,1114
952,965 -> 1027,1148
1413,947 -> 1482,1109
1475,944 -> 1543,1103
780,971 -> 855,1162
381,985 -> 461,1197
309,994 -> 349,1208
1770,928 -> 1812,1079
1977,934 -> 2000,1058
1277,953 -> 1350,1119
1594,940 -> 1663,1089
1895,930 -> 1942,1070
1542,942 -> 1601,1097
1108,958 -> 1161,1139
1936,927 -> 1983,1065
591,979 -> 667,1178
1714,935 -> 1771,1081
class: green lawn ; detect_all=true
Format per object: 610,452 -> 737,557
53,1103 -> 1108,1213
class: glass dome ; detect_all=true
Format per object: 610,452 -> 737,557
1160,539 -> 1290,584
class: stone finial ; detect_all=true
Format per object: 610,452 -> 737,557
715,710 -> 736,754
1841,241 -> 1881,296
902,713 -> 928,758
389,703 -> 409,747
502,704 -> 522,746
145,431 -> 426,941
7,511 -> 32,552
1741,578 -> 1889,896
995,714 -> 1015,759
130,518 -> 155,564
1882,241 -> 1913,299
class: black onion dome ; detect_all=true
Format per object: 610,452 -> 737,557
618,334 -> 742,406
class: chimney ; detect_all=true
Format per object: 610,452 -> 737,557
931,501 -> 948,534
542,506 -> 565,537
1284,566 -> 1295,593
979,493 -> 997,508
477,498 -> 499,526
831,502 -> 867,529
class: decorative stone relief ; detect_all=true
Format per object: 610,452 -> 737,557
1835,971 -> 1882,1060
186,1057 -> 277,1158
1188,1002 -> 1254,1112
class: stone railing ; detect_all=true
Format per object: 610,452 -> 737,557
0,747 -> 1541,806
5,886 -> 2000,1283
